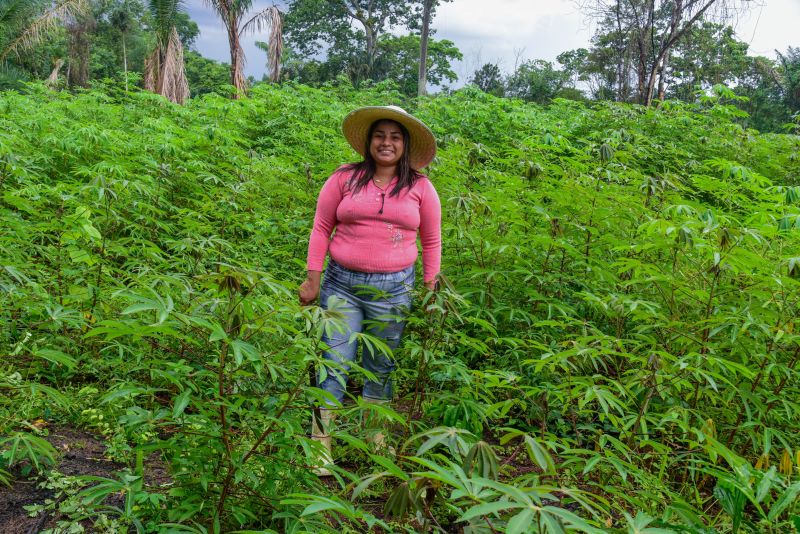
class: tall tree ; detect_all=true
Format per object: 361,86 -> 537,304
66,12 -> 93,87
110,6 -> 132,89
470,62 -> 504,96
417,0 -> 432,96
374,35 -> 461,95
505,59 -> 569,103
144,0 -> 189,103
0,0 -> 88,63
777,47 -> 800,113
204,0 -> 281,96
582,0 -> 751,106
666,22 -> 749,101
284,0 -> 417,83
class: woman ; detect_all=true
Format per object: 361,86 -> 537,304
299,105 -> 441,475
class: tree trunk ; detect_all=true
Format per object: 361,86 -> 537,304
657,52 -> 670,102
633,0 -> 656,104
614,0 -> 625,101
622,50 -> 632,100
122,33 -> 128,91
68,21 -> 91,88
228,27 -> 247,98
364,24 -> 376,78
46,58 -> 64,87
644,47 -> 669,106
417,0 -> 433,97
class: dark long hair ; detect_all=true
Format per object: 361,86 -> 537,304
344,119 -> 422,197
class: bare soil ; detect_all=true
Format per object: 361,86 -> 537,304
0,425 -> 167,533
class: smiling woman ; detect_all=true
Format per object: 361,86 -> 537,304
370,120 -> 405,169
298,105 -> 442,476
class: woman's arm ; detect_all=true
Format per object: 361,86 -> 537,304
418,178 -> 442,286
301,172 -> 344,304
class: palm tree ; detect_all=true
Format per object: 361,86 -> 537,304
110,7 -> 132,90
0,0 -> 89,63
204,0 -> 281,97
143,0 -> 189,104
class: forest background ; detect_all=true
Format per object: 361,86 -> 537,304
1,0 -> 799,129
1,0 -> 800,532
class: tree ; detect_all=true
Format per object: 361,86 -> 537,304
284,0 -> 418,83
470,62 -> 504,96
777,47 -> 800,113
66,13 -> 94,87
1,0 -> 88,87
0,0 -> 88,63
203,0 -> 280,97
110,7 -> 132,89
583,19 -> 636,100
505,59 -> 568,103
374,34 -> 461,95
556,48 -> 590,88
666,22 -> 749,101
143,0 -> 189,103
581,0 -> 751,106
184,49 -> 230,95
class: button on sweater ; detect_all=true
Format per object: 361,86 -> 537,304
307,168 -> 442,282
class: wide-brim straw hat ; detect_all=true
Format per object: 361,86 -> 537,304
342,105 -> 437,170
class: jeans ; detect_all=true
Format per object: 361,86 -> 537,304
318,259 -> 414,406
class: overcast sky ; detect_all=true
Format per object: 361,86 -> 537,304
186,0 -> 800,85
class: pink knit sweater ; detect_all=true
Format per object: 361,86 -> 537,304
307,168 -> 442,282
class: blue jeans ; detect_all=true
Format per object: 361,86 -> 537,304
318,259 -> 414,405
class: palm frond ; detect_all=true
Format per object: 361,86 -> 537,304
148,0 -> 184,43
0,0 -> 89,62
143,46 -> 159,91
267,9 -> 282,83
163,25 -> 189,103
239,5 -> 282,83
239,4 -> 280,37
0,61 -> 30,90
202,0 -> 231,25
0,0 -> 42,38
144,26 -> 189,104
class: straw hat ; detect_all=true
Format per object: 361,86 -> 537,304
342,105 -> 437,170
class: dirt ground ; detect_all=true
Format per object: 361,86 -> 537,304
0,425 -> 160,533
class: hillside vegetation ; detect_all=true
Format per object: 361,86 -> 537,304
1,81 -> 800,532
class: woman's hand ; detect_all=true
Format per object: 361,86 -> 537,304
424,278 -> 439,292
299,271 -> 322,305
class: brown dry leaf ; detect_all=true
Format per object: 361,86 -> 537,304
32,419 -> 48,429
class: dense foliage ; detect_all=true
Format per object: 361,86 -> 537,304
1,81 -> 800,532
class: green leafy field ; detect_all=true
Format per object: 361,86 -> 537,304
1,81 -> 799,533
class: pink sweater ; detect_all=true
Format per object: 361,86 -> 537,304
307,168 -> 442,282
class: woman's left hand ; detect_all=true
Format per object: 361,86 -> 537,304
424,279 -> 438,291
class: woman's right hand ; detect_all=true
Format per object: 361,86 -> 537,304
299,271 -> 322,305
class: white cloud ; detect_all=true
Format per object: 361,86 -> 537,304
731,0 -> 800,57
434,0 -> 592,82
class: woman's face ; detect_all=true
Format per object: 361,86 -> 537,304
369,120 -> 405,169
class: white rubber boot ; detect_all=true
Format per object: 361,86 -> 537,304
363,397 -> 395,455
311,408 -> 334,476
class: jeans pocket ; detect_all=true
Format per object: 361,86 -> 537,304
320,263 -> 344,308
389,265 -> 415,284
